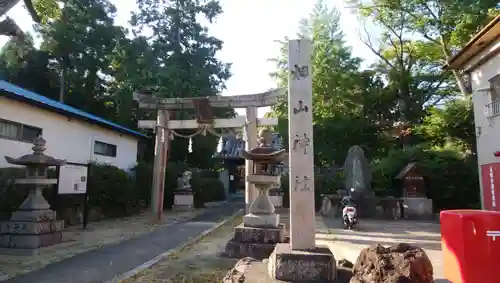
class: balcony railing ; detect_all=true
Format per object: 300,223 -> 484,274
486,99 -> 500,118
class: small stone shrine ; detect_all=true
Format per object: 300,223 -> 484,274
225,128 -> 287,259
0,136 -> 66,253
173,171 -> 194,210
395,162 -> 433,219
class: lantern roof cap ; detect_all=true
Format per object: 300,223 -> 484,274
240,147 -> 287,163
5,136 -> 66,167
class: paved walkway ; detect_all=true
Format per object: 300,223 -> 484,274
4,201 -> 243,283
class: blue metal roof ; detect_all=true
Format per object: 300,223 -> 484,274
0,80 -> 147,138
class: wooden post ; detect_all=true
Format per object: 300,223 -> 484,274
244,106 -> 258,213
151,110 -> 170,221
288,39 -> 315,250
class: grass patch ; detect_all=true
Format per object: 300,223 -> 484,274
120,215 -> 242,283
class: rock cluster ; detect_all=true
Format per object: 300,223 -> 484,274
350,243 -> 434,283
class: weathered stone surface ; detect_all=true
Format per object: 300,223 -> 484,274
350,243 -> 434,283
233,223 -> 285,244
223,257 -> 257,283
243,213 -> 279,228
269,243 -> 336,281
0,231 -> 63,249
225,239 -> 277,260
0,220 -> 64,234
10,209 -> 56,222
174,194 -> 193,206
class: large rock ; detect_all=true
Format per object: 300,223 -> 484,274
350,243 -> 433,283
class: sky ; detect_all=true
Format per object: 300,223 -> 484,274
2,0 -> 378,117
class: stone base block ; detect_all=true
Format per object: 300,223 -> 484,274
10,209 -> 56,222
243,213 -> 279,228
225,239 -> 277,260
172,205 -> 194,212
234,223 -> 285,244
174,194 -> 194,206
0,220 -> 64,234
0,231 -> 63,249
404,198 -> 433,219
268,243 -> 337,281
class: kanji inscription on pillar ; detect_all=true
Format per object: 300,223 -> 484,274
287,39 -> 316,250
292,133 -> 311,155
294,176 -> 311,191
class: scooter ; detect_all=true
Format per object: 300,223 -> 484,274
342,205 -> 357,230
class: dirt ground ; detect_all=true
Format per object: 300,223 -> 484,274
121,213 -> 447,283
121,216 -> 242,283
0,208 -> 209,281
315,216 -> 445,280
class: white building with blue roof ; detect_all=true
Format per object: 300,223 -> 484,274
0,80 -> 147,170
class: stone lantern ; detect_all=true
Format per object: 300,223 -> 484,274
225,129 -> 288,259
241,131 -> 287,227
0,136 -> 66,252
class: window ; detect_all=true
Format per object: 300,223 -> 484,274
94,141 -> 117,157
489,74 -> 500,102
0,119 -> 42,142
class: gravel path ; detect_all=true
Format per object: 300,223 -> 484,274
3,201 -> 243,283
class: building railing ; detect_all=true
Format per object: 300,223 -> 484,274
486,99 -> 500,118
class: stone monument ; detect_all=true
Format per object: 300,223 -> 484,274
173,171 -> 194,210
0,136 -> 66,253
224,128 -> 288,259
343,145 -> 376,217
343,145 -> 371,197
268,39 -> 336,282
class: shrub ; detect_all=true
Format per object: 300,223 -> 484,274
131,160 -> 153,207
87,163 -> 141,218
0,167 -> 27,220
198,178 -> 226,203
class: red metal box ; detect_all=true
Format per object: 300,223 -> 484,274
441,210 -> 500,283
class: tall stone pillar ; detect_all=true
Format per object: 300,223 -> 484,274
268,39 -> 336,282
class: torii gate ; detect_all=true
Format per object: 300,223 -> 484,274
133,89 -> 286,220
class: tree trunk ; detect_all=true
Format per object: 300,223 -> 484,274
59,67 -> 66,103
452,69 -> 470,97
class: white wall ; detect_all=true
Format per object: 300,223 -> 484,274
0,97 -> 139,170
469,36 -> 500,167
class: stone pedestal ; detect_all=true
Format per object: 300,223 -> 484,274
268,243 -> 337,281
173,192 -> 194,210
225,223 -> 286,259
226,180 -> 286,259
403,197 -> 433,219
0,190 -> 64,253
243,213 -> 280,228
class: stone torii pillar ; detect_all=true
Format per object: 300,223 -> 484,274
133,90 -> 285,220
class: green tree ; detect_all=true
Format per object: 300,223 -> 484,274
269,1 -> 393,164
348,0 -> 500,96
0,35 -> 59,96
414,98 -> 475,151
39,0 -> 125,112
129,0 -> 233,165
